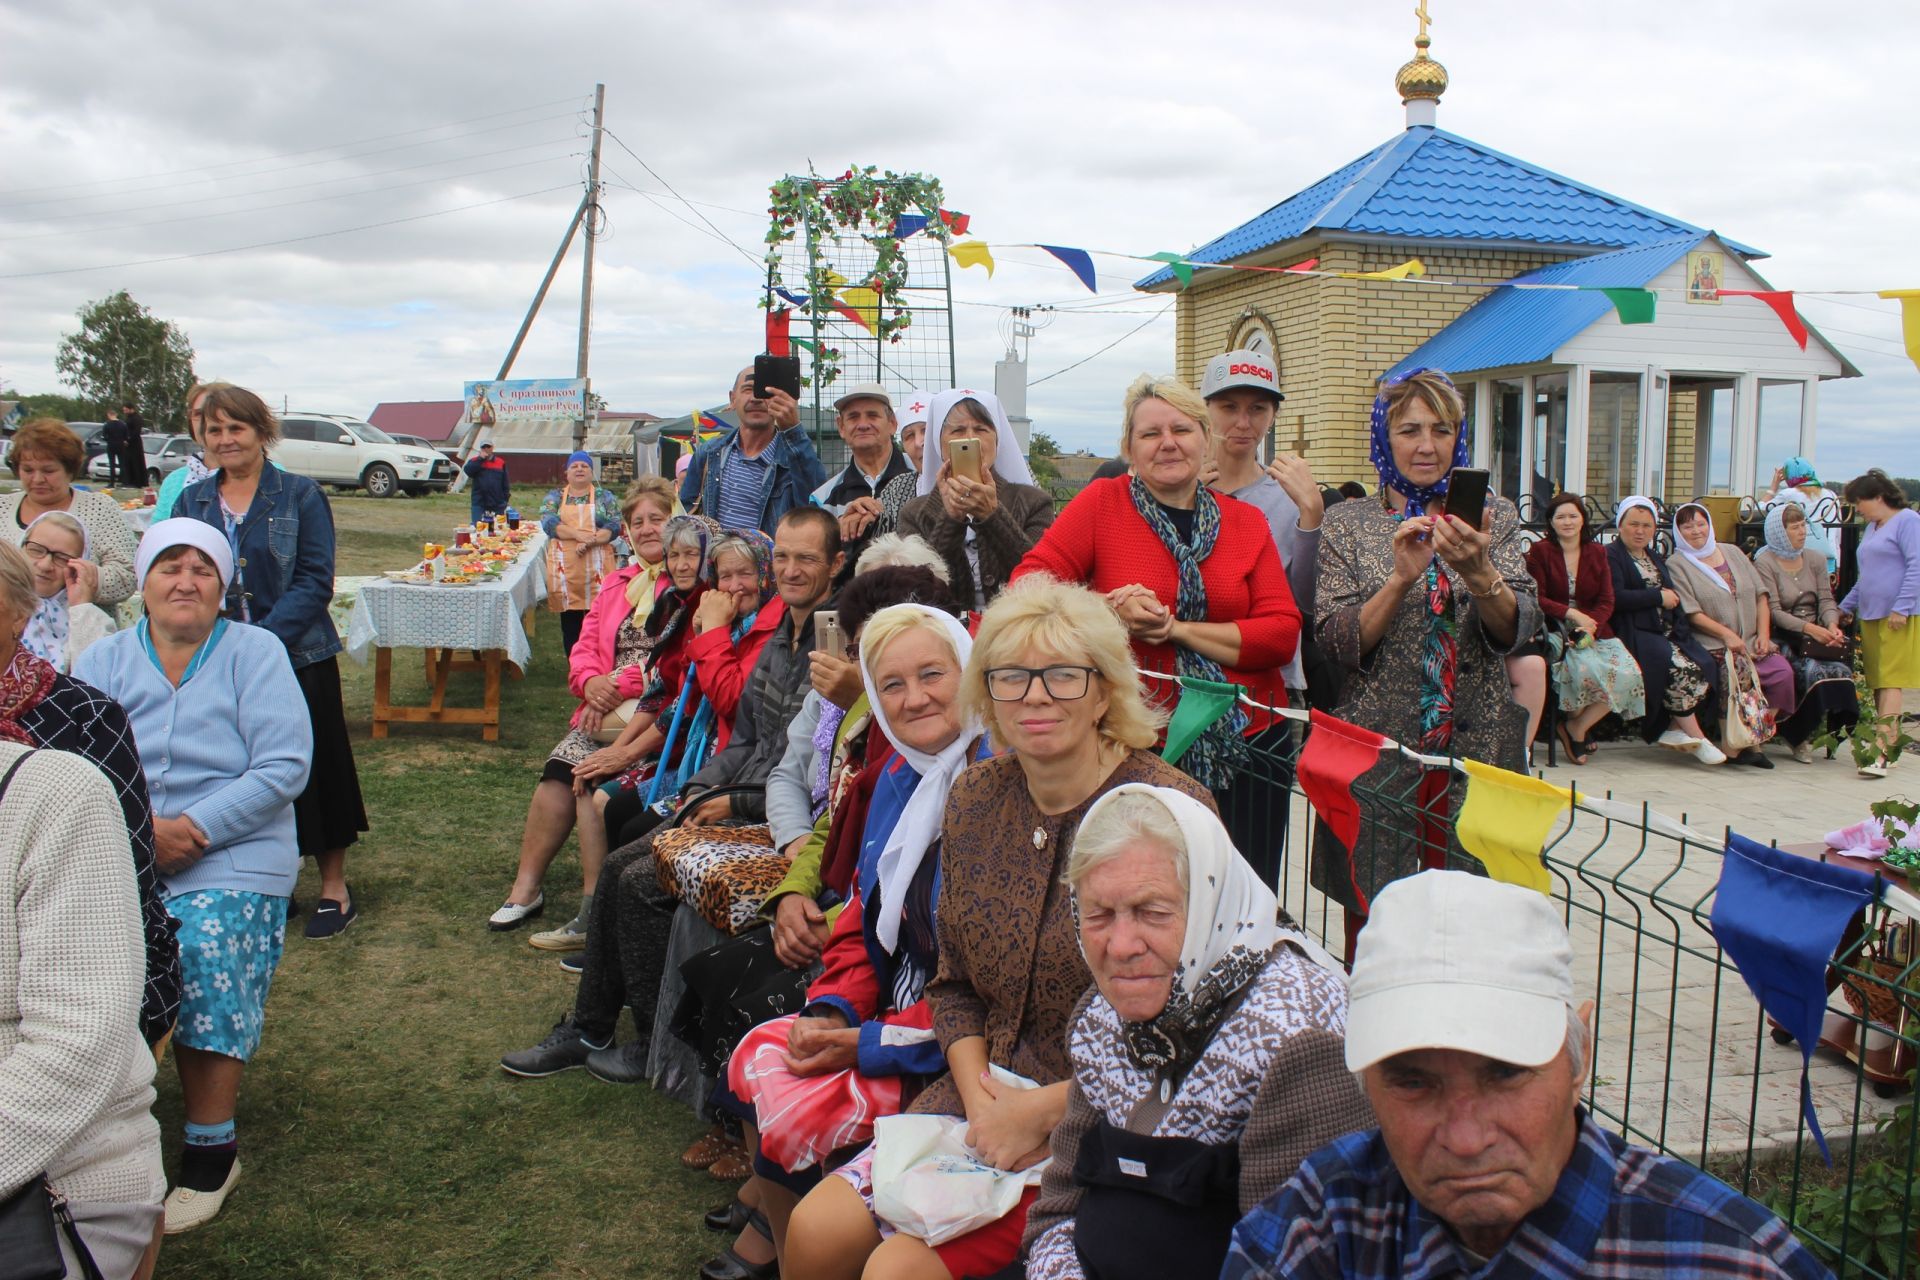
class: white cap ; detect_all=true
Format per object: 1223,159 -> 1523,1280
833,382 -> 894,413
1345,870 -> 1573,1073
899,393 -> 931,426
1200,349 -> 1284,401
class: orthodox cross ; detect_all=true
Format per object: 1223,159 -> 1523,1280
1415,1 -> 1432,41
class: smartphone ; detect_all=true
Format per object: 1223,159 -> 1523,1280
948,437 -> 984,484
1444,467 -> 1490,531
813,609 -> 846,660
753,354 -> 801,401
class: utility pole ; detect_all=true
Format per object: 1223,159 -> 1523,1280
573,82 -> 605,452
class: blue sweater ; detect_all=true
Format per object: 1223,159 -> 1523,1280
74,622 -> 312,898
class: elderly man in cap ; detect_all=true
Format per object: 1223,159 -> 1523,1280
811,381 -> 913,572
1223,871 -> 1831,1280
681,365 -> 827,537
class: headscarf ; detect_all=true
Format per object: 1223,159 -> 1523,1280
566,450 -> 594,470
1672,502 -> 1727,592
1764,503 -> 1802,559
19,512 -> 90,673
1368,368 -> 1470,518
0,644 -> 57,746
629,513 -> 715,629
706,527 -> 776,608
1783,455 -> 1820,488
135,517 -> 234,589
1076,784 -> 1342,1072
1615,495 -> 1659,530
856,604 -> 978,954
915,388 -> 1035,498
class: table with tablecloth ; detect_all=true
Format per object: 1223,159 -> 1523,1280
344,530 -> 549,741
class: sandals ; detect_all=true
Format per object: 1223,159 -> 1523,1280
1556,724 -> 1591,766
700,1212 -> 775,1280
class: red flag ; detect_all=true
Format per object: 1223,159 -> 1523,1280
1721,290 -> 1809,349
766,308 -> 791,357
938,208 -> 971,236
1285,258 -> 1319,273
1298,710 -> 1387,858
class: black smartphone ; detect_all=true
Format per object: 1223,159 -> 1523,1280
1444,467 -> 1490,530
753,354 -> 801,401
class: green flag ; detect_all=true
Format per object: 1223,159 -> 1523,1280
1599,288 -> 1656,325
1160,676 -> 1241,768
1148,251 -> 1194,290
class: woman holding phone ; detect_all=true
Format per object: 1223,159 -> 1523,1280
896,389 -> 1055,614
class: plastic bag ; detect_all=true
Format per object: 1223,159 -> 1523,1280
870,1067 -> 1051,1246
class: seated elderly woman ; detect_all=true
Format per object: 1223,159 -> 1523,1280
1019,784 -> 1372,1280
74,519 -> 312,1234
17,510 -> 116,672
1755,502 -> 1859,761
0,742 -> 168,1280
1667,501 -> 1792,768
1605,497 -> 1723,764
1523,494 -> 1646,765
708,603 -> 986,1277
2,418 -> 140,606
896,388 -> 1055,614
786,574 -> 1214,1280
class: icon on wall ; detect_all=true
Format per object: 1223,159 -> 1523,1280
1685,251 -> 1722,304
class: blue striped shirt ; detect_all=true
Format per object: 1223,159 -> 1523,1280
716,447 -> 772,532
1223,1113 -> 1832,1279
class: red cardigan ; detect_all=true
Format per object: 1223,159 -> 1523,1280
1013,476 -> 1300,732
1524,539 -> 1616,639
679,596 -> 784,751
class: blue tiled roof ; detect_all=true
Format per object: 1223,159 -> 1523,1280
1382,234 -> 1699,377
1135,127 -> 1763,289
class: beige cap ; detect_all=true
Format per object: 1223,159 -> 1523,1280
833,382 -> 893,413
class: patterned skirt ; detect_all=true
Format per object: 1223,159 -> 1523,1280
167,889 -> 288,1062
1550,634 -> 1646,720
653,823 -> 787,934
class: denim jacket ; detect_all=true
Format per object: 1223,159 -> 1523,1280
679,424 -> 826,538
178,462 -> 342,669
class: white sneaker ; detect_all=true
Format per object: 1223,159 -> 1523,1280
1692,740 -> 1728,766
487,893 -> 544,931
1861,758 -> 1890,779
1791,741 -> 1815,765
1657,729 -> 1704,751
164,1159 -> 240,1235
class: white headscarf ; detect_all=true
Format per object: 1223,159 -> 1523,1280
857,603 -> 980,954
136,517 -> 235,589
915,388 -> 1036,498
1671,502 -> 1727,592
1076,783 -> 1341,1069
1614,495 -> 1658,529
19,512 -> 89,671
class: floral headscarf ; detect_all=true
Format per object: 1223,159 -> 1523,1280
1764,503 -> 1802,559
1368,367 -> 1470,518
706,527 -> 776,608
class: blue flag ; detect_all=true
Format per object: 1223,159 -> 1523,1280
1710,832 -> 1880,1162
1038,245 -> 1098,293
891,213 -> 930,239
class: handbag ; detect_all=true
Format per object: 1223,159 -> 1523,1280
1721,652 -> 1777,752
0,750 -> 104,1280
590,697 -> 642,745
1802,631 -> 1852,663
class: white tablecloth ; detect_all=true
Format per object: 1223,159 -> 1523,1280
345,531 -> 550,670
123,506 -> 155,535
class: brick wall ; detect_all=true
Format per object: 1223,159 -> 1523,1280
1666,389 -> 1698,504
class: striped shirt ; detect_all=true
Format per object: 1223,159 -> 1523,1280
717,447 -> 772,532
1223,1113 -> 1833,1280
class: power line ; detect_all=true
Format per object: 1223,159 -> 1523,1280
1029,304 -> 1175,386
0,96 -> 586,199
601,128 -> 765,272
0,184 -> 576,280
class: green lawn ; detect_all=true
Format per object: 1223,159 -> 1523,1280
152,489 -> 727,1279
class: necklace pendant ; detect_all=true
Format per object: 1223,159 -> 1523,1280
1033,826 -> 1047,849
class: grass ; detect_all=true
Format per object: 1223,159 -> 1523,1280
151,488 -> 727,1279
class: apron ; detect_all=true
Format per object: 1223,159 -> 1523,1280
546,489 -> 611,612
1071,1118 -> 1241,1280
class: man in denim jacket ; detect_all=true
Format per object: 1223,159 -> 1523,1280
680,366 -> 826,537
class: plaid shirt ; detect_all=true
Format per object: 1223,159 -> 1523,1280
1223,1113 -> 1833,1280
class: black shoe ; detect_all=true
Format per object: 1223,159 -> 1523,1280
499,1015 -> 605,1078
1739,748 -> 1776,769
303,897 -> 358,939
704,1199 -> 751,1233
559,952 -> 584,975
584,1038 -> 651,1085
700,1243 -> 777,1280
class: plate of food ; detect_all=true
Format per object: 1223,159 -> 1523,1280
384,569 -> 432,584
438,574 -> 476,586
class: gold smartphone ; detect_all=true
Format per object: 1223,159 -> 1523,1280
948,437 -> 984,484
813,609 -> 846,659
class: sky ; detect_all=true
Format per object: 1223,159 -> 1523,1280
1,0 -> 1914,483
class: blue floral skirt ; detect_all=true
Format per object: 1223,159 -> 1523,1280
167,890 -> 288,1062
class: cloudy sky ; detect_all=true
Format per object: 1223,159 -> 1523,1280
2,0 -> 1913,482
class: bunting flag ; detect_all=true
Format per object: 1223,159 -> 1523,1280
774,287 -> 810,310
1146,251 -> 1193,289
891,212 -> 930,239
938,208 -> 971,235
1160,677 -> 1242,769
1599,288 -> 1656,325
1297,711 -> 1387,855
1879,289 -> 1920,371
829,287 -> 881,334
1710,832 -> 1881,1163
765,308 -> 791,358
948,240 -> 995,276
1340,258 -> 1426,282
1038,245 -> 1098,294
1285,258 -> 1319,273
1721,290 -> 1809,349
1454,759 -> 1566,895
791,336 -> 819,357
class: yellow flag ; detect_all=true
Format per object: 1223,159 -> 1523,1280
949,240 -> 995,276
838,286 -> 882,334
1879,290 -> 1920,373
1340,257 -> 1426,282
1454,758 -> 1568,895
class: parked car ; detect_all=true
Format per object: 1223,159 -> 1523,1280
385,434 -> 457,489
66,422 -> 110,460
86,434 -> 195,484
273,412 -> 454,497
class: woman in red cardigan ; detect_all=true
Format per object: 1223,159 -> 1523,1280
1014,373 -> 1300,884
1523,494 -> 1647,764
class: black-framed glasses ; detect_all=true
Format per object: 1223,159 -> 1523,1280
19,541 -> 76,569
984,665 -> 1100,703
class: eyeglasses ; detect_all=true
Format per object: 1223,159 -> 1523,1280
19,541 -> 76,569
984,665 -> 1100,703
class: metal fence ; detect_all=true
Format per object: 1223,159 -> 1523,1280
1230,727 -> 1920,1278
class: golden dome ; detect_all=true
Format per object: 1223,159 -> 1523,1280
1396,36 -> 1449,102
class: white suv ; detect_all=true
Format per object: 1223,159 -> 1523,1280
275,412 -> 453,498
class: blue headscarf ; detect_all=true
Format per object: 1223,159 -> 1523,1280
1764,502 -> 1801,559
1369,368 -> 1470,518
566,450 -> 594,470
